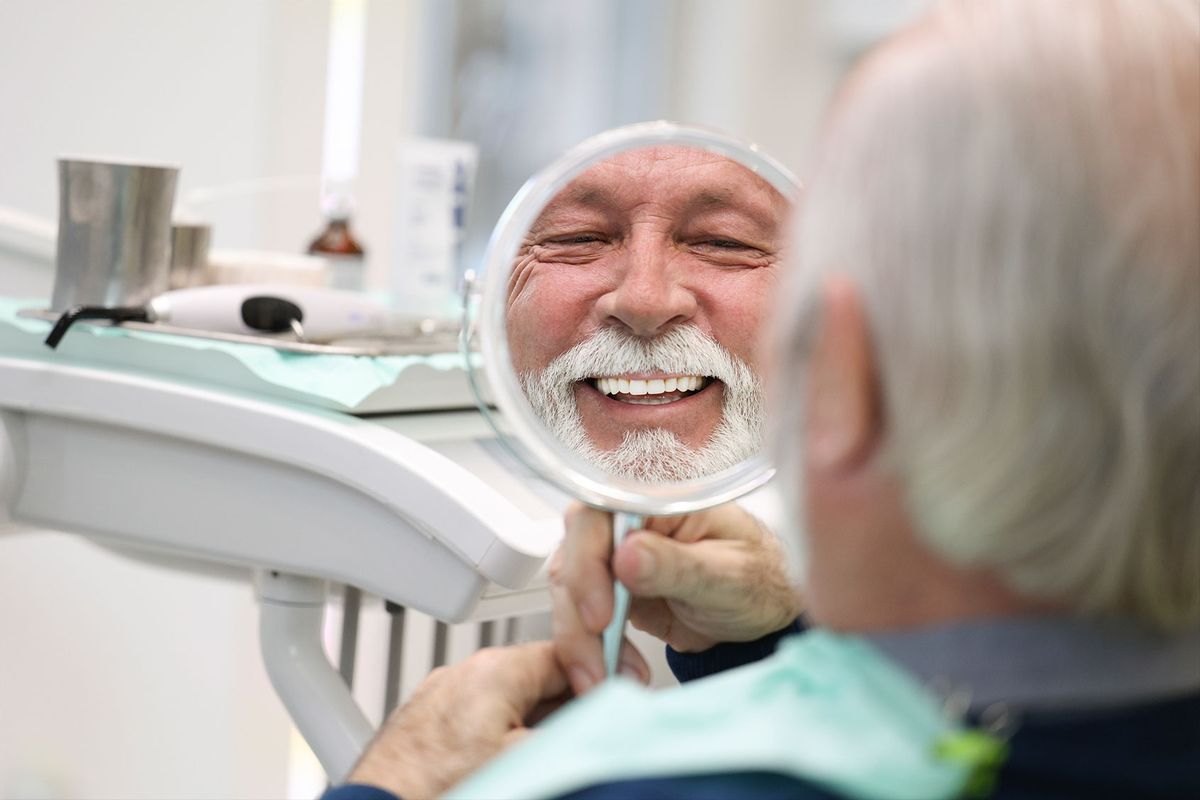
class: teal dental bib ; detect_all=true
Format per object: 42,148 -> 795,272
447,631 -> 1003,800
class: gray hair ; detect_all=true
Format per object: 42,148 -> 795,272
775,0 -> 1200,631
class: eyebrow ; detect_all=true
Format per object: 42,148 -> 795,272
527,180 -> 785,236
525,183 -> 620,237
682,188 -> 781,233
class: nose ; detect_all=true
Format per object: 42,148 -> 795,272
594,237 -> 697,338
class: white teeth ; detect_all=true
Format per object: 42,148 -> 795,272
593,375 -> 709,398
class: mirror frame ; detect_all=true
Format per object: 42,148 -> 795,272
465,121 -> 800,515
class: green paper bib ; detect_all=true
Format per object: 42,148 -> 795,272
447,631 -> 999,800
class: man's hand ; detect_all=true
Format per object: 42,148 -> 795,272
349,642 -> 570,799
551,502 -> 803,695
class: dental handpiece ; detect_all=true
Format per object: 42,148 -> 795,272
602,511 -> 644,678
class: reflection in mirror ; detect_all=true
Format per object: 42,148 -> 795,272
505,146 -> 790,483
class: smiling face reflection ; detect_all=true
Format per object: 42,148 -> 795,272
506,146 -> 789,482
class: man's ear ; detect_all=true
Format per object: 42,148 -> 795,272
805,276 -> 882,471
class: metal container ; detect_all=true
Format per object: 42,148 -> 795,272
50,157 -> 179,311
169,222 -> 212,289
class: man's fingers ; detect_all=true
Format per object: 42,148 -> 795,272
613,532 -> 744,605
557,503 -> 616,633
643,504 -> 766,545
618,637 -> 651,685
628,598 -> 716,652
481,641 -> 571,717
525,691 -> 573,727
695,504 -> 766,544
627,597 -> 674,641
642,515 -> 686,537
504,727 -> 530,747
550,581 -> 605,695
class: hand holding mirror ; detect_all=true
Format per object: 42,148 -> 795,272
464,122 -> 799,676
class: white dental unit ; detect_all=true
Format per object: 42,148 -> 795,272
0,312 -> 567,782
0,117 -> 794,792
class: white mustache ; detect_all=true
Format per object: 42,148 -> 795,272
520,325 -> 766,482
541,325 -> 751,388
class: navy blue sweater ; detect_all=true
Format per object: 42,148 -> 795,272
326,620 -> 1200,799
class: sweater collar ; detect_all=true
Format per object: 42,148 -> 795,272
864,615 -> 1200,714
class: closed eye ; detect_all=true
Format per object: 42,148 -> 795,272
699,238 -> 754,250
688,238 -> 769,257
683,236 -> 775,268
530,232 -> 614,265
545,234 -> 608,245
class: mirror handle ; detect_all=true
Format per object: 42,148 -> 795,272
603,511 -> 644,677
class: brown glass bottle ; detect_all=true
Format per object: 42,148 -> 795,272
308,216 -> 366,291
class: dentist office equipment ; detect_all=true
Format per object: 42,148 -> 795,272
1,155 -> 565,783
1,123 -> 797,788
40,151 -> 472,352
0,329 -> 562,779
463,121 -> 800,678
39,283 -> 458,352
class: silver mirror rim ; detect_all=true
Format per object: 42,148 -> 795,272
468,120 -> 800,515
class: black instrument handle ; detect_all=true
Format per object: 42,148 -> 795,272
44,305 -> 151,349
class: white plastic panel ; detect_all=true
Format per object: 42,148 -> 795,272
0,356 -> 561,621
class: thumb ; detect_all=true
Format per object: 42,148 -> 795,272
613,532 -> 741,605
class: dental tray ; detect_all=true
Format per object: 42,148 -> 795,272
16,307 -> 460,356
1,299 -> 482,415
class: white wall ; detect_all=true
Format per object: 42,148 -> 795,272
0,533 -> 292,799
0,2 -> 331,797
667,0 -> 931,176
0,0 -> 329,254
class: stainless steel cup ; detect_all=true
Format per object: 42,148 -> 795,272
50,157 -> 180,311
169,222 -> 212,289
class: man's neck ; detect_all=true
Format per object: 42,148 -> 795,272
808,525 -> 1047,633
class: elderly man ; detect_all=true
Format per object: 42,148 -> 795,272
329,0 -> 1199,797
508,147 -> 789,481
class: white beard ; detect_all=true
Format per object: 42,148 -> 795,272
520,326 -> 765,483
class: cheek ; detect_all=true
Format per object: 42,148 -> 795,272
693,268 -> 776,367
506,266 -> 609,373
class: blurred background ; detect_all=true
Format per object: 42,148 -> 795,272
0,1 -> 927,797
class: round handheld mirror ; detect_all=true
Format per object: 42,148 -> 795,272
464,121 -> 798,673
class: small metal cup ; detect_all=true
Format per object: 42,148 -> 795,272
50,157 -> 179,312
169,222 -> 212,289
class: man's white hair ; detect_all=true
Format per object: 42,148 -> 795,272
522,325 -> 764,482
776,0 -> 1200,630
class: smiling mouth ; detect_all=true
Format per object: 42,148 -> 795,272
585,375 -> 714,405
